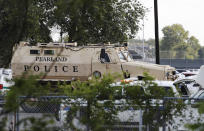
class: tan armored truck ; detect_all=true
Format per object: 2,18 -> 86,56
11,42 -> 176,82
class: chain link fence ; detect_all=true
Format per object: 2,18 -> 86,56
160,51 -> 204,69
160,50 -> 201,59
128,44 -> 155,63
127,45 -> 204,68
1,96 -> 204,131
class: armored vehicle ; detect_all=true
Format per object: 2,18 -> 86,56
11,42 -> 175,82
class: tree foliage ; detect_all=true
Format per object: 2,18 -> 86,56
0,73 -> 56,131
0,0 -> 54,67
186,102 -> 204,130
5,73 -> 50,112
146,38 -> 155,46
160,24 -> 202,59
59,73 -> 185,130
198,47 -> 204,59
0,0 -> 145,67
0,73 -> 187,130
60,73 -> 121,130
52,0 -> 145,44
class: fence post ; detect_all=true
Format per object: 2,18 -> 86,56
146,109 -> 149,131
15,98 -> 19,131
162,98 -> 166,131
139,109 -> 143,131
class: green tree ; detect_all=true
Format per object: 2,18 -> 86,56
186,36 -> 201,59
0,0 -> 54,67
61,74 -> 121,130
146,38 -> 155,46
0,73 -> 187,130
161,24 -> 201,59
60,73 -> 185,130
0,0 -> 145,67
0,73 -> 58,131
52,0 -> 145,44
198,46 -> 204,58
161,24 -> 189,51
186,102 -> 204,130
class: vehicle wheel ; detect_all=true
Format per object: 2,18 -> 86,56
93,71 -> 101,78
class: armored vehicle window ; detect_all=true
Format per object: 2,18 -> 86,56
199,92 -> 204,98
44,50 -> 54,55
123,51 -> 132,61
118,52 -> 126,62
30,50 -> 40,55
100,49 -> 110,63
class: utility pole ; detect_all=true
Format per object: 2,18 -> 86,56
154,0 -> 160,64
142,17 -> 145,61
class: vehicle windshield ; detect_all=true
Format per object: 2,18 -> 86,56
118,52 -> 126,62
2,70 -> 12,75
198,91 -> 204,98
190,90 -> 203,98
123,51 -> 132,61
118,51 -> 133,62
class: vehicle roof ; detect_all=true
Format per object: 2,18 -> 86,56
190,88 -> 204,98
18,41 -> 127,48
174,78 -> 195,85
111,80 -> 179,96
112,79 -> 174,87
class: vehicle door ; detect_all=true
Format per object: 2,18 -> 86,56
91,48 -> 122,78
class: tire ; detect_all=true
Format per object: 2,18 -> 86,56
93,71 -> 101,78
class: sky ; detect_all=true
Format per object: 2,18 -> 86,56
137,0 -> 204,46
